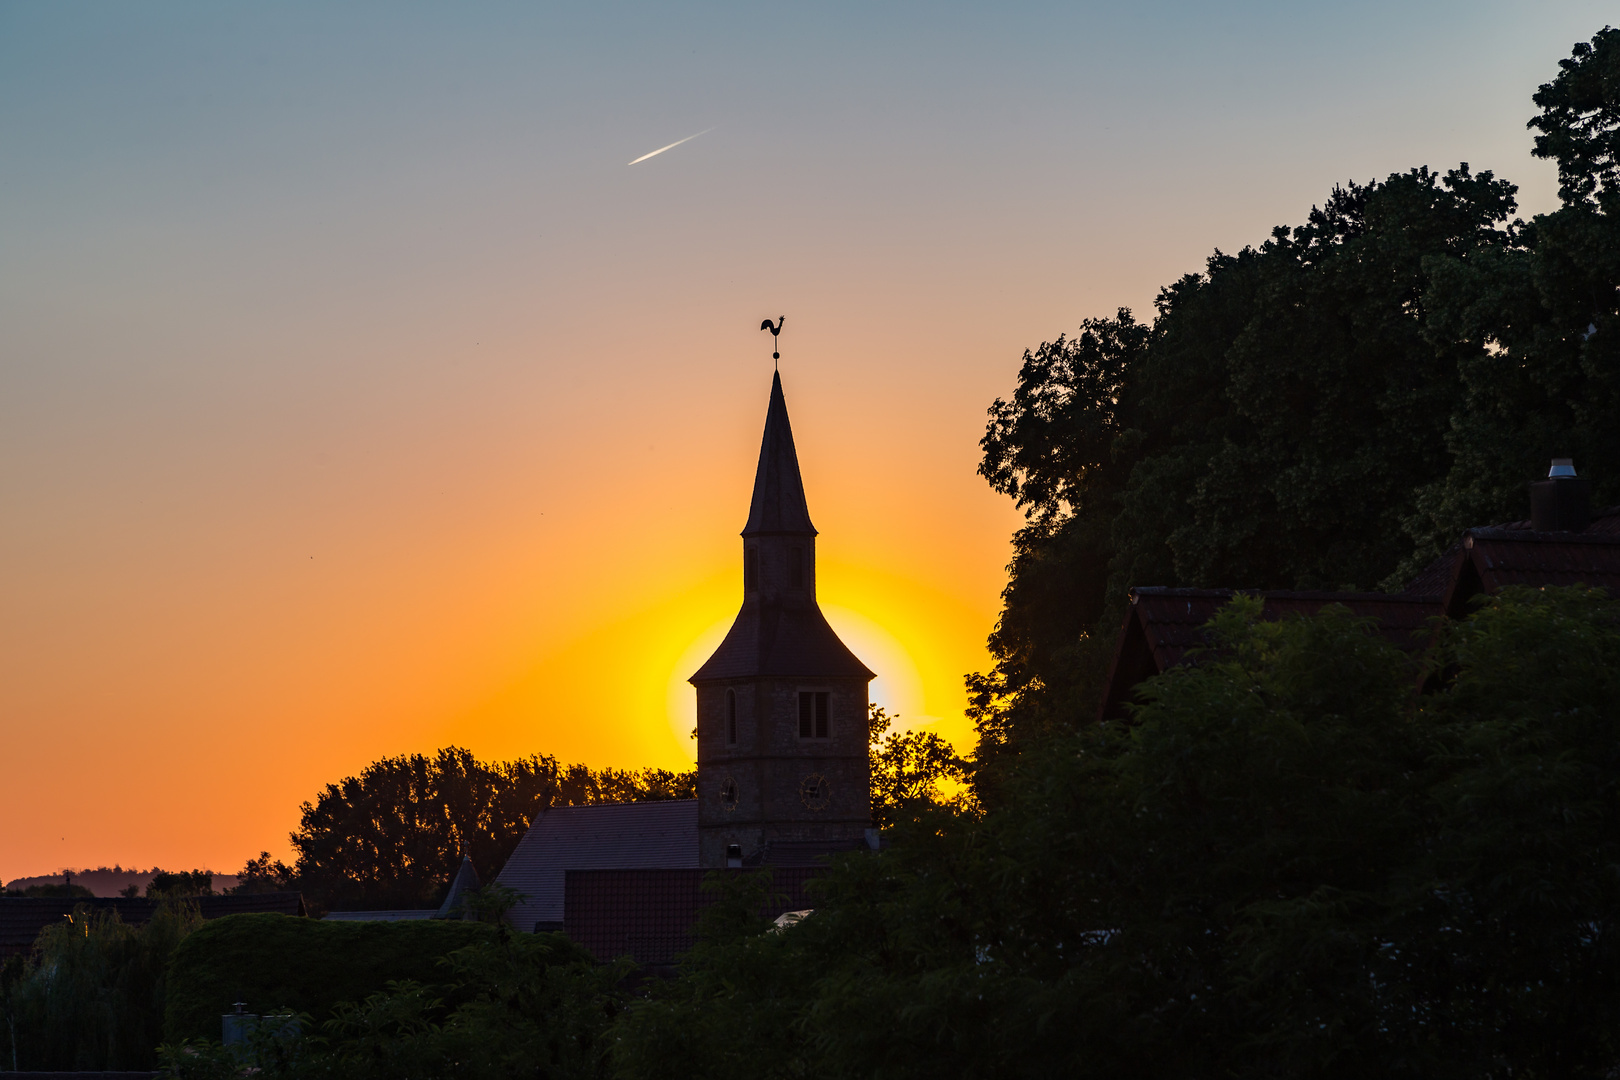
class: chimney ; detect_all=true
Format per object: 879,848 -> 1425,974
1530,458 -> 1591,532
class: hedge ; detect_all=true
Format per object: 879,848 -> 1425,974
163,914 -> 501,1042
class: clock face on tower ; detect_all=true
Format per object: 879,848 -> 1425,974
799,773 -> 831,811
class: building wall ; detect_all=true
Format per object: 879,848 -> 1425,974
695,675 -> 870,866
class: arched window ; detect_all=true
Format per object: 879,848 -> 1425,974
745,548 -> 759,591
726,689 -> 738,745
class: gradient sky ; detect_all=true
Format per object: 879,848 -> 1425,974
1,1 -> 1609,880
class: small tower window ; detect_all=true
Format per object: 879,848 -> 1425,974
745,548 -> 759,591
790,547 -> 804,588
798,691 -> 829,738
726,689 -> 738,745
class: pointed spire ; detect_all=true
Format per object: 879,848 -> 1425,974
742,372 -> 817,537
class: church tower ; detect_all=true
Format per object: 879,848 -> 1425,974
689,373 -> 875,867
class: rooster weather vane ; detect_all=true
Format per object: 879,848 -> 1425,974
760,316 -> 785,369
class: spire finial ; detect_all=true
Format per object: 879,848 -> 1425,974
760,316 -> 785,370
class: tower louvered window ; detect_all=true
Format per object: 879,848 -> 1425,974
798,691 -> 829,739
726,689 -> 738,745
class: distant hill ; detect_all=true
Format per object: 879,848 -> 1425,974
4,868 -> 240,897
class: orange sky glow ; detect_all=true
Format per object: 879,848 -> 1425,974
1,1 -> 1606,880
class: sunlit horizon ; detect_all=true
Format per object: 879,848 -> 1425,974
3,0 -> 1609,881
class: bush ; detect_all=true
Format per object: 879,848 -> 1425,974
0,900 -> 202,1071
159,930 -> 622,1080
612,588 -> 1620,1079
163,914 -> 503,1042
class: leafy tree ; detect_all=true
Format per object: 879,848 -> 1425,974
610,870 -> 812,1080
972,165 -> 1518,768
971,31 -> 1620,755
147,870 -> 215,899
1400,27 -> 1620,571
18,882 -> 94,899
866,705 -> 971,828
285,746 -> 695,911
0,901 -> 203,1072
228,852 -> 296,894
973,312 -> 1149,762
158,931 -> 623,1080
614,588 -> 1620,1079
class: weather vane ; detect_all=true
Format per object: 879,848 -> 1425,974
760,316 -> 785,370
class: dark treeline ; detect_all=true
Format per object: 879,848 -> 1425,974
141,586 -> 1620,1080
970,26 -> 1620,772
615,586 -> 1620,1080
237,748 -> 698,912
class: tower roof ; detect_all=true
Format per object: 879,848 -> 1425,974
691,370 -> 872,685
689,600 -> 875,682
742,372 -> 817,537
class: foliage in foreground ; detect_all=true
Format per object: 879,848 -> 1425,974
163,913 -> 502,1042
0,900 -> 202,1072
159,929 -> 624,1080
970,26 -> 1620,763
614,587 -> 1620,1080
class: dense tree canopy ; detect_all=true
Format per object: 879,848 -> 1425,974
279,747 -> 694,911
972,28 -> 1620,763
615,587 -> 1620,1080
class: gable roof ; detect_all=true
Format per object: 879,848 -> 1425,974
1439,509 -> 1620,616
495,801 -> 698,932
1100,505 -> 1620,721
742,372 -> 816,537
1100,589 -> 1441,721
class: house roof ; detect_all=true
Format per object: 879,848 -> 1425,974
562,866 -> 824,967
742,372 -> 817,538
1100,505 -> 1620,721
495,801 -> 698,932
1443,516 -> 1620,616
1099,589 -> 1441,720
0,892 -> 305,957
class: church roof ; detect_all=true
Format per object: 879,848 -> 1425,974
689,600 -> 875,681
494,801 -> 698,932
742,372 -> 817,537
434,855 -> 481,918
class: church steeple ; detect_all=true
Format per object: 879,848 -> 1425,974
690,373 -> 872,681
742,372 -> 817,538
689,370 -> 874,868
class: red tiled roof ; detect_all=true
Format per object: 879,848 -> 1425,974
1100,588 -> 1443,721
1101,506 -> 1620,721
1446,529 -> 1620,612
0,892 -> 305,957
562,867 -> 824,968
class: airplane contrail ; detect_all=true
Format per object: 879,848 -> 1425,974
628,127 -> 714,166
